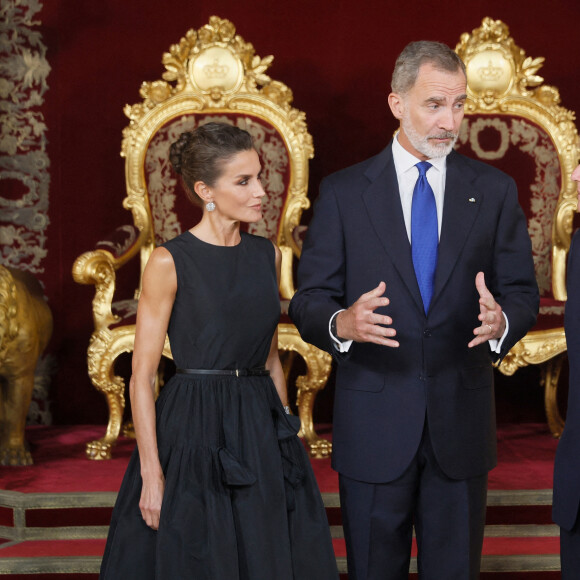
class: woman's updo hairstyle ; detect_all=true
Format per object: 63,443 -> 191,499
169,122 -> 255,207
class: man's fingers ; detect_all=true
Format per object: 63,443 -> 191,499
365,295 -> 390,311
371,313 -> 392,326
361,281 -> 386,300
365,329 -> 399,348
340,282 -> 398,345
475,271 -> 492,298
468,335 -> 487,348
476,272 -> 498,312
468,324 -> 493,348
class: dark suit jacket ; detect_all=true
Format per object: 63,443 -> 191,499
553,229 -> 580,531
289,142 -> 539,483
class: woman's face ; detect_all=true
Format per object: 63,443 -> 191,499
206,149 -> 265,223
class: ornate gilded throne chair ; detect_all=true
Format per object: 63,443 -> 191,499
73,17 -> 332,460
455,18 -> 579,436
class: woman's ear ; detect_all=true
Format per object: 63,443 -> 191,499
194,181 -> 212,203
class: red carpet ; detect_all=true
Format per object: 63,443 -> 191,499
0,426 -> 137,493
490,423 -> 559,490
0,423 -> 557,493
0,540 -> 105,558
0,423 -> 561,577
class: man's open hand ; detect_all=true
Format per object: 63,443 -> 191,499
468,272 -> 505,348
336,282 -> 399,347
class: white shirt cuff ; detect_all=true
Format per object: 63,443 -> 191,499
488,312 -> 509,353
329,310 -> 353,353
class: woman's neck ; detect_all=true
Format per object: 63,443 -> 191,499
190,215 -> 241,247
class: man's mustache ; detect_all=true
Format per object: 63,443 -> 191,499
428,132 -> 457,140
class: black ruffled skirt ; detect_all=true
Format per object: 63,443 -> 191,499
99,374 -> 338,579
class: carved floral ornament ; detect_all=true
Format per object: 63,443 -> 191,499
126,16 -> 296,121
456,17 -> 549,103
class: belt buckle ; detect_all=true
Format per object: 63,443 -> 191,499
236,369 -> 240,377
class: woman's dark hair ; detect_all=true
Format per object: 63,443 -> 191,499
169,122 -> 255,206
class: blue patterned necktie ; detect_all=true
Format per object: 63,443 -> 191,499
411,161 -> 438,314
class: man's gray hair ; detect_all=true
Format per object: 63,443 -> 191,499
391,41 -> 466,94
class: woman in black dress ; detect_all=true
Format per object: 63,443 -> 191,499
99,122 -> 338,579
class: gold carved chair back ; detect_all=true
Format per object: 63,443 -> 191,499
455,18 -> 579,435
73,17 -> 332,459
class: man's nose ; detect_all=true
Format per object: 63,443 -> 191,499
438,107 -> 456,131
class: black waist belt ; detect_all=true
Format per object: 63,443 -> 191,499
176,367 -> 270,377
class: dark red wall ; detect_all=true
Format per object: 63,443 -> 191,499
37,0 -> 580,424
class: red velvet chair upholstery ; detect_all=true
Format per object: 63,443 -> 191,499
73,17 -> 332,459
455,18 -> 580,436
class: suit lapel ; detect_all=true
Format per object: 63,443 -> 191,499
431,152 -> 482,309
362,145 -> 424,313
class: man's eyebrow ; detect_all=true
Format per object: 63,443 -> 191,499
424,94 -> 467,104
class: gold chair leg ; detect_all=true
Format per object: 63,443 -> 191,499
296,376 -> 332,458
85,330 -> 131,460
542,354 -> 566,438
86,386 -> 125,459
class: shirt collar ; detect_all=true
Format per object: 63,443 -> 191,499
392,131 -> 447,175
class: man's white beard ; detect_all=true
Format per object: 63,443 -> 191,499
401,112 -> 458,159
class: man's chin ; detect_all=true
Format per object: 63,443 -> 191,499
423,140 -> 455,158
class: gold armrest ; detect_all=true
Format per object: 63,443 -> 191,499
73,222 -> 144,331
73,249 -> 120,331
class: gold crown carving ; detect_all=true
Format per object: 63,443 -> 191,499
203,58 -> 229,79
477,60 -> 503,82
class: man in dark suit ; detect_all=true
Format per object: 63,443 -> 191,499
552,163 -> 580,579
289,41 -> 539,579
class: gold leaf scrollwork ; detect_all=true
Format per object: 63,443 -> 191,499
140,80 -> 173,105
456,17 -> 554,101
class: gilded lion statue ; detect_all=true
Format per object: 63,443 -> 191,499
0,266 -> 53,465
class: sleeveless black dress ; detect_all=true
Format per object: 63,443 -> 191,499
99,231 -> 338,580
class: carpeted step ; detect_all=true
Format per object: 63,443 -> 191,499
0,535 -> 560,576
0,424 -> 562,577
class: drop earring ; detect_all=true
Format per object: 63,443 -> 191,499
206,201 -> 216,212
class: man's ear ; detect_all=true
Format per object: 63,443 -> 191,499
388,92 -> 404,121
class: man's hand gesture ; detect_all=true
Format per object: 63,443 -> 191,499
468,272 -> 505,348
336,282 -> 399,347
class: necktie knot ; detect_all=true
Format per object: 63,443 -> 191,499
416,161 -> 432,178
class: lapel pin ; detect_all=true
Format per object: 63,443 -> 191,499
468,197 -> 476,203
